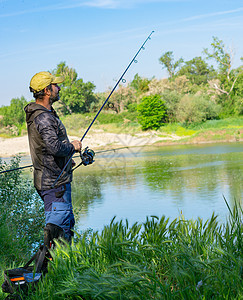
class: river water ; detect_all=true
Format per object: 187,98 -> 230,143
70,142 -> 243,232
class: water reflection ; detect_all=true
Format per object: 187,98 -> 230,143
72,142 -> 242,232
72,174 -> 103,221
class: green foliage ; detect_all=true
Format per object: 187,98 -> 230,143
93,111 -> 137,125
137,95 -> 167,130
60,111 -> 139,137
161,124 -> 196,137
160,90 -> 182,122
25,202 -> 242,299
95,111 -> 137,125
159,51 -> 184,78
0,37 -> 241,139
0,97 -> 28,135
175,94 -> 220,124
0,157 -> 44,266
229,69 -> 243,115
204,36 -> 231,76
127,102 -> 138,112
107,85 -> 136,113
130,73 -> 151,94
203,37 -> 243,116
52,62 -> 97,114
119,111 -> 138,122
186,116 -> 243,130
177,56 -> 216,85
90,92 -> 109,113
95,112 -> 124,124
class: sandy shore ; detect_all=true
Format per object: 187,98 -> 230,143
0,131 -> 182,158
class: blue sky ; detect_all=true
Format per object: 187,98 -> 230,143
0,0 -> 242,106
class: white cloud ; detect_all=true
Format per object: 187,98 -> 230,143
0,0 -> 190,17
82,0 -> 189,9
82,0 -> 117,9
182,7 -> 243,22
0,1 -> 242,21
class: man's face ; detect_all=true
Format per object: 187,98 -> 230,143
49,84 -> 61,104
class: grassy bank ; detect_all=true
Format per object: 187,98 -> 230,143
1,201 -> 242,300
0,114 -> 242,146
61,114 -> 243,144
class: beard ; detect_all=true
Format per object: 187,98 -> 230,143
49,94 -> 60,105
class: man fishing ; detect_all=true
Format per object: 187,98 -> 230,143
25,71 -> 82,244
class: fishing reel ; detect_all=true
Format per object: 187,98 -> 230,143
80,147 -> 95,166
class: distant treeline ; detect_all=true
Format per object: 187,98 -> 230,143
0,36 -> 242,133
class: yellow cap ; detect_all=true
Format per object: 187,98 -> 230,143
29,71 -> 64,92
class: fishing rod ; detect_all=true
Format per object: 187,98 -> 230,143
0,164 -> 33,175
52,31 -> 154,187
82,31 -> 154,142
0,147 -> 129,175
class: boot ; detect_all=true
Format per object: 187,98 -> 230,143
44,223 -> 65,248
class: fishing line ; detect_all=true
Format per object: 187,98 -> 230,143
0,147 -> 129,175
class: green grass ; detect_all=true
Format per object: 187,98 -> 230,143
2,199 -> 241,300
158,123 -> 197,137
155,117 -> 243,143
0,112 -> 242,141
61,113 -> 242,142
61,111 -> 140,136
187,116 -> 243,130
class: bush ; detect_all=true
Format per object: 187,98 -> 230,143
175,94 -> 220,124
160,90 -> 181,122
137,94 -> 167,130
127,102 -> 138,113
0,97 -> 28,127
0,157 -> 44,266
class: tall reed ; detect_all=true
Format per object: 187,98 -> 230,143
25,201 -> 242,300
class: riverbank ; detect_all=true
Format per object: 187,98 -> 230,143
0,127 -> 242,158
0,131 -> 170,158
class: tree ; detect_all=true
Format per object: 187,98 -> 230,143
204,37 -> 232,78
204,37 -> 242,102
0,96 -> 28,126
177,56 -> 215,85
225,66 -> 243,115
147,76 -> 190,96
137,95 -> 167,130
52,62 -> 97,114
159,51 -> 183,79
109,85 -> 136,113
130,73 -> 151,94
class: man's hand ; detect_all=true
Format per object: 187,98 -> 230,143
71,140 -> 82,152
